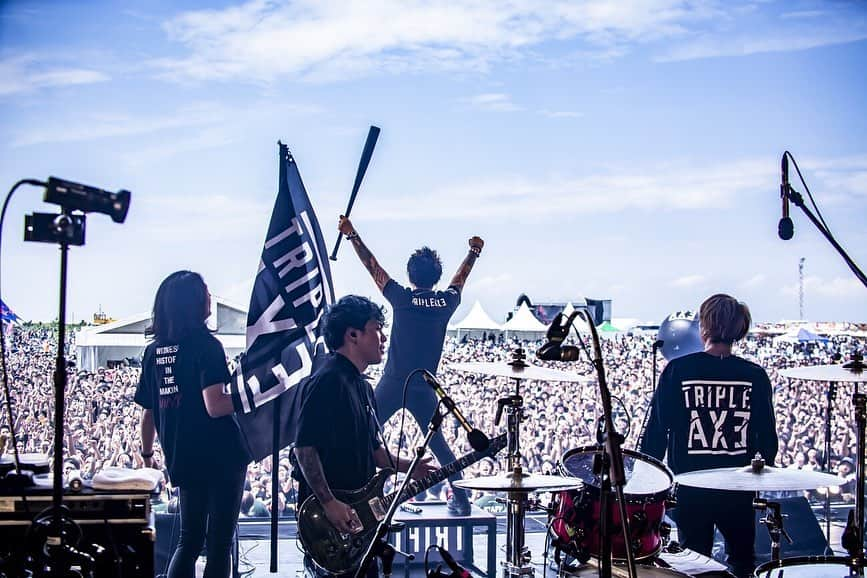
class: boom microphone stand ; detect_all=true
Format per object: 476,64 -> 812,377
577,311 -> 638,578
354,402 -> 448,578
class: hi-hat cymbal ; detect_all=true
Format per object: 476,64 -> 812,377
454,472 -> 584,492
676,465 -> 844,491
779,364 -> 867,383
449,361 -> 591,383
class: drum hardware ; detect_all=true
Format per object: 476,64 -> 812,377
778,356 -> 867,566
754,498 -> 793,562
753,555 -> 864,577
848,389 -> 866,564
553,447 -> 673,563
780,353 -> 867,553
561,311 -> 639,578
674,454 -> 844,491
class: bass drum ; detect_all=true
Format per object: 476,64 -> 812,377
754,555 -> 863,577
552,446 -> 673,561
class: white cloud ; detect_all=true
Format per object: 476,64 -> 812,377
670,274 -> 706,288
135,193 -> 271,243
538,109 -> 583,118
359,156 -> 776,220
12,102 -> 230,147
782,276 -> 866,300
154,0 -> 720,82
0,54 -> 109,96
152,1 -> 867,82
460,93 -> 521,112
740,274 -> 767,289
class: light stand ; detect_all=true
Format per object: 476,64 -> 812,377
20,178 -> 130,577
25,209 -> 95,577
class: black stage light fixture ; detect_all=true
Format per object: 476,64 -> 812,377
43,177 -> 131,223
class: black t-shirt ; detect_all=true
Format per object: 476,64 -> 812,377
380,279 -> 460,387
640,351 -> 778,474
293,352 -> 381,502
135,330 -> 250,487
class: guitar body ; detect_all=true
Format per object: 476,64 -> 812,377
297,470 -> 393,575
298,433 -> 506,574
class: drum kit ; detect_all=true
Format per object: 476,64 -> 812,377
447,349 -> 867,578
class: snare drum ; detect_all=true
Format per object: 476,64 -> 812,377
552,446 -> 674,561
753,555 -> 862,577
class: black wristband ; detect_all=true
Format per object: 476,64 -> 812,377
141,451 -> 154,458
345,231 -> 359,241
469,247 -> 481,257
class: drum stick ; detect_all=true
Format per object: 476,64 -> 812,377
330,125 -> 380,261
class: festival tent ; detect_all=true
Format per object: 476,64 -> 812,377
449,300 -> 502,339
75,295 -> 246,371
773,325 -> 830,344
502,302 -> 548,340
596,321 -> 620,333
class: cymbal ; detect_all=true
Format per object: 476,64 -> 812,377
449,361 -> 591,383
779,364 -> 867,383
676,465 -> 844,491
454,472 -> 584,492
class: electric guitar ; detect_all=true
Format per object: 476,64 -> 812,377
298,433 -> 506,574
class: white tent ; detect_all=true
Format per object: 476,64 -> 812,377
449,301 -> 502,339
75,295 -> 247,371
502,302 -> 548,340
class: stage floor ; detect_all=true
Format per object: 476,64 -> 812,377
184,516 -> 851,578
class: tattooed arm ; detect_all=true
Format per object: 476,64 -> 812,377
449,236 -> 484,290
294,445 -> 361,534
338,215 -> 392,292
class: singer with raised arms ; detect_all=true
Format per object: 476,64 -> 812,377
292,295 -> 437,577
338,215 -> 485,516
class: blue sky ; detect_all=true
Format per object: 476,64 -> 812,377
1,0 -> 866,325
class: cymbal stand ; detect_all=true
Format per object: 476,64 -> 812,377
754,498 -> 792,561
822,380 -> 838,554
494,348 -> 534,577
844,384 -> 866,565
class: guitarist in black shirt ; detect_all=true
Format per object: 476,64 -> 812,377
292,295 -> 437,577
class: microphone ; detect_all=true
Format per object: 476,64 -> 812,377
778,153 -> 794,240
536,312 -> 581,361
438,545 -> 471,578
421,371 -> 490,451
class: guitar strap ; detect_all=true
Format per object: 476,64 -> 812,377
362,375 -> 399,473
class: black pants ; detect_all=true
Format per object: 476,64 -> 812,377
673,486 -> 755,578
168,467 -> 246,578
375,381 -> 463,486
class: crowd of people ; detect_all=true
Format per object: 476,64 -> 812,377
1,324 -> 864,519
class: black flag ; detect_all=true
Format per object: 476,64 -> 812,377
230,143 -> 335,461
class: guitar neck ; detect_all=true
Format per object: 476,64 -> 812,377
382,434 -> 505,509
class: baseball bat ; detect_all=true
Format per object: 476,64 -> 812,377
330,125 -> 381,261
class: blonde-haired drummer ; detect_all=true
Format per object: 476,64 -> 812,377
641,293 -> 779,578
